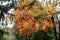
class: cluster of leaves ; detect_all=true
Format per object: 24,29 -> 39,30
12,4 -> 39,37
12,0 -> 57,40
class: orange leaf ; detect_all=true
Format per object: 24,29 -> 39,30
49,23 -> 55,29
33,22 -> 39,32
47,14 -> 52,19
19,29 -> 23,36
19,4 -> 23,9
42,25 -> 48,32
16,22 -> 23,29
14,14 -> 20,20
13,10 -> 19,15
33,27 -> 39,32
23,22 -> 29,29
25,6 -> 29,10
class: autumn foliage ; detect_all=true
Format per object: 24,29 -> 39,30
12,6 -> 39,37
12,2 -> 56,37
